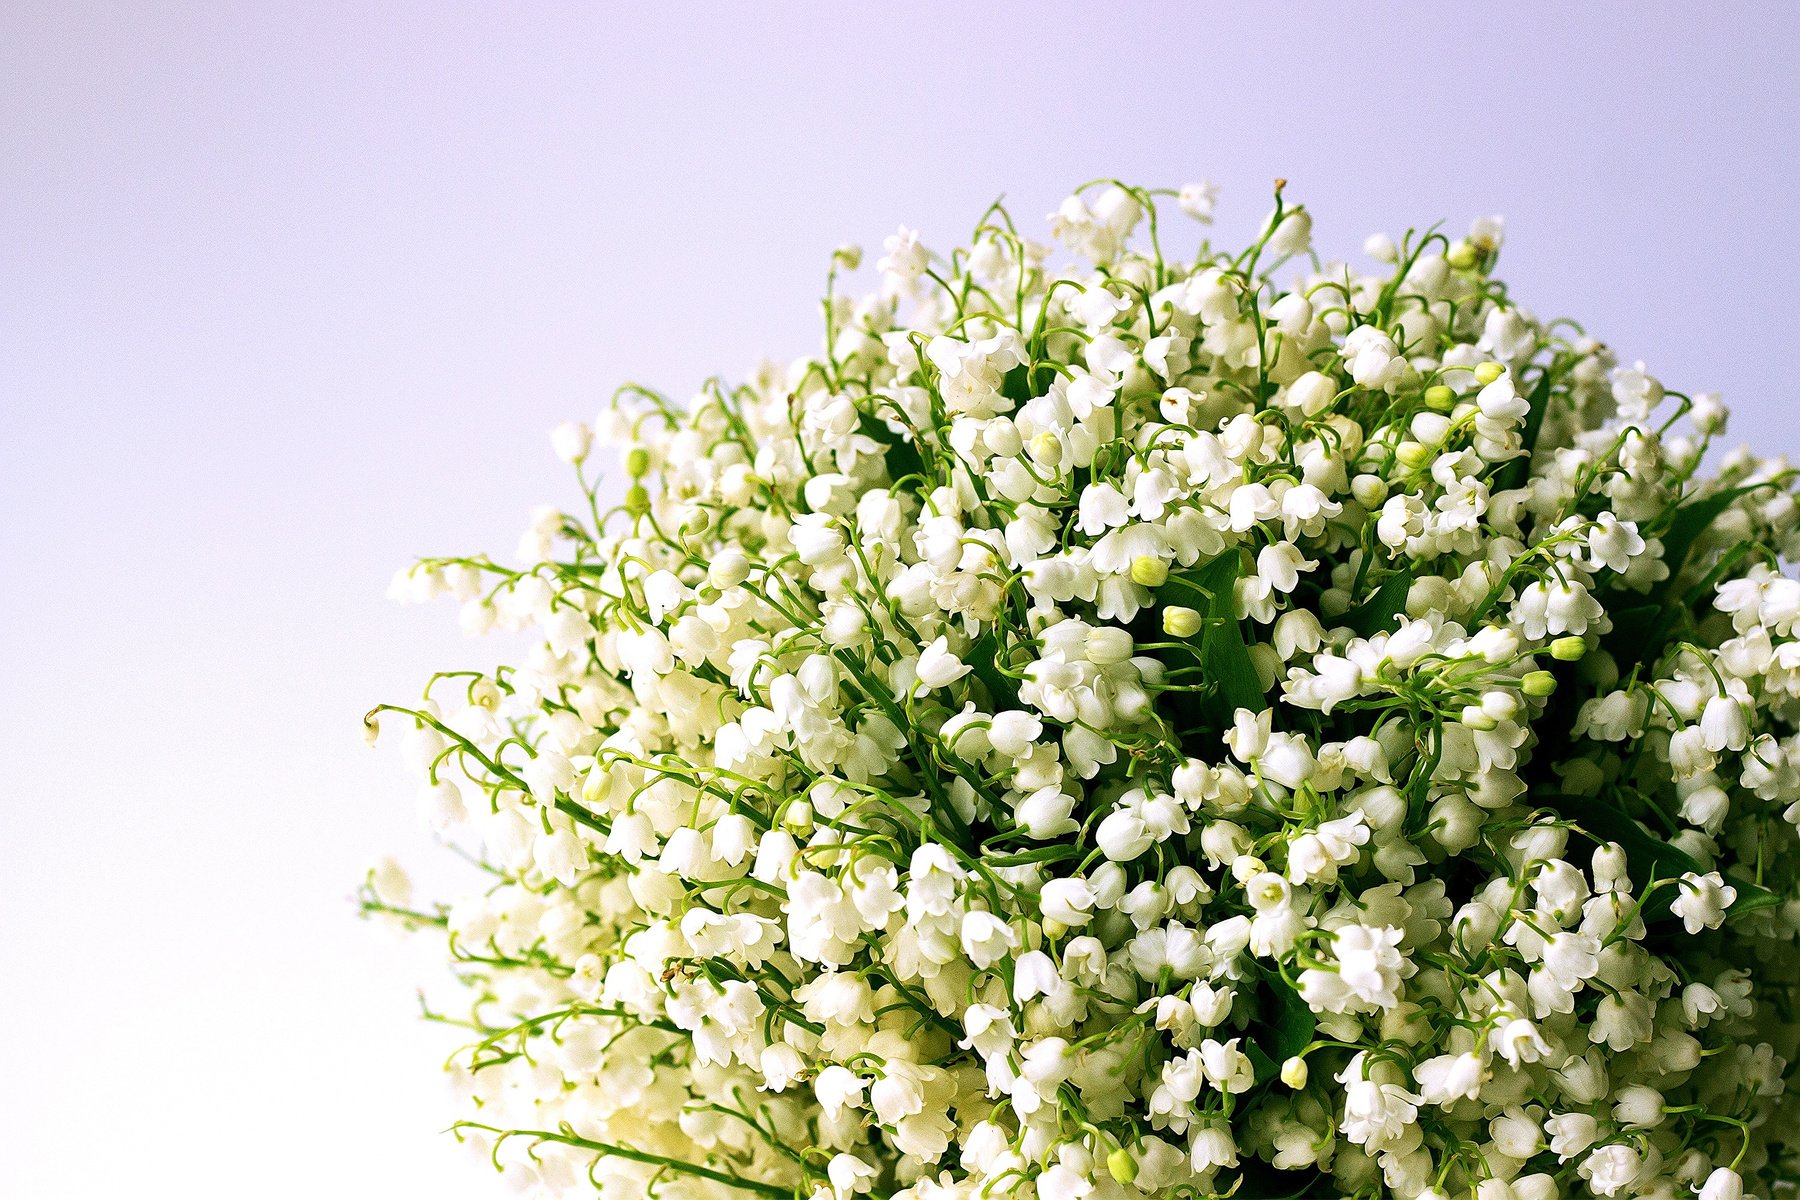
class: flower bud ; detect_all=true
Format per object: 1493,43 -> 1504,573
1481,690 -> 1520,722
1698,1168 -> 1744,1200
1460,704 -> 1498,730
1086,627 -> 1135,665
709,548 -> 752,590
719,463 -> 756,506
1592,842 -> 1630,892
369,856 -> 412,906
1423,384 -> 1455,411
1096,809 -> 1154,861
1280,1056 -> 1309,1089
1521,670 -> 1558,697
1284,371 -> 1337,418
1163,605 -> 1202,638
1130,555 -> 1169,587
1550,635 -> 1588,661
1263,206 -> 1312,258
1230,854 -> 1266,884
1612,1083 -> 1665,1130
552,420 -> 593,464
1364,232 -> 1398,262
1107,1148 -> 1138,1185
1473,361 -> 1506,385
1396,441 -> 1432,469
984,419 -> 1021,458
625,446 -> 652,477
1511,1176 -> 1557,1200
782,801 -> 814,836
1410,411 -> 1452,445
1270,292 -> 1313,335
1350,474 -> 1389,508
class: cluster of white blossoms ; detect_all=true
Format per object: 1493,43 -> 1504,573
366,180 -> 1800,1200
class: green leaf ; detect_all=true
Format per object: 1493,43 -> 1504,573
1605,602 -> 1663,645
1229,1159 -> 1328,1200
1000,362 -> 1057,403
1245,969 -> 1317,1106
857,414 -> 924,485
1256,969 -> 1315,1078
1657,483 -> 1769,585
1341,565 -> 1415,638
965,629 -> 1018,709
1516,370 -> 1553,463
1602,601 -> 1677,672
831,648 -> 975,852
1725,876 -> 1785,918
1160,552 -> 1267,716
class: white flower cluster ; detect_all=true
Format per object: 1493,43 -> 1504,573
367,180 -> 1800,1200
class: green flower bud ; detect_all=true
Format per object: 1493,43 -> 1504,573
1522,670 -> 1558,697
1473,361 -> 1506,385
1550,635 -> 1587,661
1423,384 -> 1456,411
1396,440 -> 1433,469
1130,555 -> 1170,587
1280,1056 -> 1309,1089
783,800 -> 814,836
1447,240 -> 1479,270
1107,1148 -> 1138,1185
1163,605 -> 1202,638
625,483 -> 651,514
625,446 -> 653,477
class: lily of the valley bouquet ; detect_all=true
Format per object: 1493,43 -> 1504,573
365,179 -> 1800,1200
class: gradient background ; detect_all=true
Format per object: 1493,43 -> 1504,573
4,3 -> 1798,1196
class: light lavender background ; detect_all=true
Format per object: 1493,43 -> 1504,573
3,3 -> 1797,1196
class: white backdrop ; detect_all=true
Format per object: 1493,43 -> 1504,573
4,3 -> 1798,1196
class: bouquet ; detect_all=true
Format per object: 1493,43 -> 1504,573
365,179 -> 1800,1200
